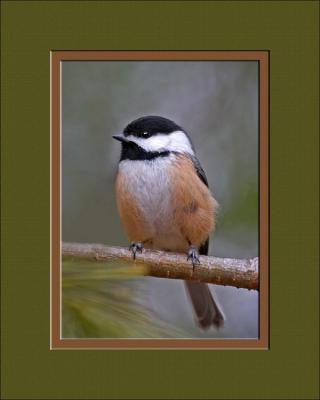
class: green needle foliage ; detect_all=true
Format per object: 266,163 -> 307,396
62,259 -> 185,338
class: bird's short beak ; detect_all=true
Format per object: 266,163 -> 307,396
112,134 -> 128,143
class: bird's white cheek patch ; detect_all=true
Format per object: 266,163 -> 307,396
127,135 -> 170,152
167,131 -> 194,154
127,131 -> 194,155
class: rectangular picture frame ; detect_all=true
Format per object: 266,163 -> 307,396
51,50 -> 269,349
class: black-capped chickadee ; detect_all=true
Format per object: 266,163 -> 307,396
113,116 -> 224,329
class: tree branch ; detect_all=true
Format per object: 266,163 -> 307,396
62,242 -> 259,291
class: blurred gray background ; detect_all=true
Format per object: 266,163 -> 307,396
62,61 -> 259,338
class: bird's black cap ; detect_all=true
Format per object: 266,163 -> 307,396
123,115 -> 183,138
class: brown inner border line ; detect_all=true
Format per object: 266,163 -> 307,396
51,51 -> 269,349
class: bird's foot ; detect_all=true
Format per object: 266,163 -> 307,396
187,246 -> 201,270
129,242 -> 143,260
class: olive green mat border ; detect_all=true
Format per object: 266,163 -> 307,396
1,1 -> 319,399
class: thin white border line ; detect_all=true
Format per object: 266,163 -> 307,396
49,52 -> 52,349
53,347 -> 267,351
55,337 -> 259,341
59,61 -> 62,341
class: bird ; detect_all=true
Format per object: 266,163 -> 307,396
113,115 -> 225,329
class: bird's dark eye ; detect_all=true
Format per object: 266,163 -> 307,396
141,131 -> 151,138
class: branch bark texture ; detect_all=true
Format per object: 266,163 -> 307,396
62,242 -> 258,291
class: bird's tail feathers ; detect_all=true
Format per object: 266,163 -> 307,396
184,281 -> 225,329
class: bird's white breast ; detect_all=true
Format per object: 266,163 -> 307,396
118,157 -> 173,223
118,156 -> 188,251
